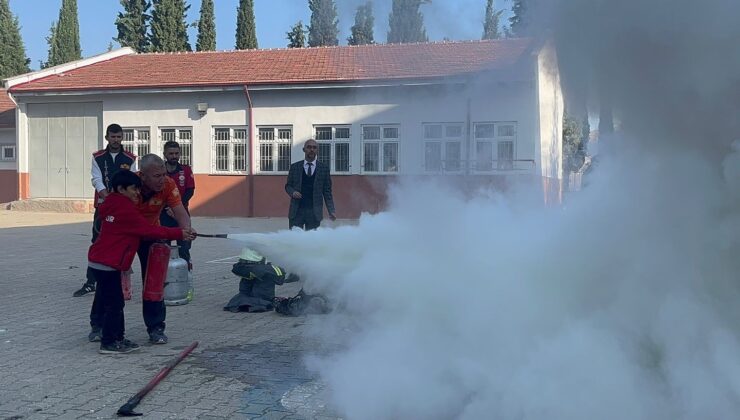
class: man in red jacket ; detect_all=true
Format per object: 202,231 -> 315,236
88,170 -> 196,354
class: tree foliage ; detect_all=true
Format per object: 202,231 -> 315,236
563,113 -> 588,172
235,0 -> 257,49
0,0 -> 30,78
115,0 -> 151,52
150,0 -> 191,52
482,0 -> 502,40
308,0 -> 339,47
286,20 -> 307,48
196,0 -> 216,51
509,0 -> 527,36
46,0 -> 82,67
348,2 -> 374,45
387,0 -> 428,44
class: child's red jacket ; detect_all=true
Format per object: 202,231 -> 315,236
88,192 -> 184,271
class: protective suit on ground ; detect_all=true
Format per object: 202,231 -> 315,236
223,248 -> 299,313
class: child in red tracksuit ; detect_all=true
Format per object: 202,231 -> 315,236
88,170 -> 195,354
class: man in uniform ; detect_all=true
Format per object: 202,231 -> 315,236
73,123 -> 137,297
160,140 -> 195,267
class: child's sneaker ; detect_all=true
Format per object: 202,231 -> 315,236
73,282 -> 95,297
99,340 -> 140,354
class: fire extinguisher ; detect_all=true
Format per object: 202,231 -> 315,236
143,243 -> 171,302
121,268 -> 132,301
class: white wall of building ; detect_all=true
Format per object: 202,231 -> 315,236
536,42 -> 565,180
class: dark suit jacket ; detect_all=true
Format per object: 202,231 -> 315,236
285,160 -> 336,221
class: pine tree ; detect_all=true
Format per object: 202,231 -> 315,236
47,0 -> 82,67
150,0 -> 191,52
482,0 -> 502,40
196,0 -> 215,51
286,21 -> 307,48
0,0 -> 30,78
235,0 -> 257,49
347,2 -> 374,45
387,0 -> 428,44
42,23 -> 57,69
115,0 -> 151,52
509,0 -> 526,36
308,0 -> 338,47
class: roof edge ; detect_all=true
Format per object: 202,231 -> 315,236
3,47 -> 136,90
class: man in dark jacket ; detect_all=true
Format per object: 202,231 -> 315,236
224,248 -> 299,313
285,139 -> 336,230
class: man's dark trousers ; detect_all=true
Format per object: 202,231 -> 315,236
138,240 -> 166,334
289,207 -> 320,231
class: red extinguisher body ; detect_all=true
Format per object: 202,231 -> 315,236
143,243 -> 171,302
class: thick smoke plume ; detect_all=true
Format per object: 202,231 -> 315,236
234,0 -> 740,418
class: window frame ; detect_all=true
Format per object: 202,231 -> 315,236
211,126 -> 248,175
121,127 -> 151,164
314,125 -> 351,174
256,125 -> 293,174
422,122 -> 464,173
0,144 -> 15,161
361,124 -> 400,174
472,121 -> 517,172
160,127 -> 193,167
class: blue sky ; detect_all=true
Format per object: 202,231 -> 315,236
9,0 -> 514,70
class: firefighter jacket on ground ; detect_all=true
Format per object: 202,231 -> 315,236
223,259 -> 298,313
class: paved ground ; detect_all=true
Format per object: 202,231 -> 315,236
0,211 -> 346,419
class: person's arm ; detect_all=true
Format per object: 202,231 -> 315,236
171,204 -> 191,228
323,168 -> 336,220
91,156 -> 107,197
182,188 -> 195,208
182,166 -> 195,208
285,164 -> 302,199
116,203 -> 189,241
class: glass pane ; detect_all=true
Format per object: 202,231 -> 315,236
363,126 -> 380,140
383,142 -> 398,172
425,142 -> 442,171
476,142 -> 493,171
179,130 -> 192,140
363,142 -> 379,172
180,143 -> 192,166
137,143 -> 150,157
497,124 -> 516,137
315,127 -> 332,140
446,142 -> 461,171
278,128 -> 292,140
335,142 -> 349,172
123,129 -> 134,141
259,128 -> 274,141
278,143 -> 291,171
260,143 -> 273,171
161,129 -> 176,142
497,141 -> 514,170
318,143 -> 331,168
215,128 -> 230,141
474,124 -> 495,139
335,127 -> 350,139
234,129 -> 247,140
383,127 -> 399,139
424,124 -> 443,139
3,146 -> 14,159
446,124 -> 463,138
234,143 -> 246,171
138,130 -> 150,141
216,143 -> 229,171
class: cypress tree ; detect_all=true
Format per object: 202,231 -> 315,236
150,0 -> 191,52
47,0 -> 82,67
0,0 -> 30,78
308,0 -> 339,47
387,0 -> 428,44
196,0 -> 216,51
347,2 -> 374,45
42,23 -> 57,69
286,21 -> 307,48
482,0 -> 502,40
115,0 -> 151,53
235,0 -> 257,49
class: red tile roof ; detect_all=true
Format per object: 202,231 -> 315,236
0,89 -> 15,128
10,38 -> 534,93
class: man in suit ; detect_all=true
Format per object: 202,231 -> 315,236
285,139 -> 336,230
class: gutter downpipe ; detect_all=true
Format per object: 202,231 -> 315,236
244,85 -> 254,217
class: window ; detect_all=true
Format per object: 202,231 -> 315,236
423,123 -> 463,172
0,145 -> 15,161
161,128 -> 193,166
314,125 -> 350,173
212,127 -> 248,174
362,124 -> 399,173
122,128 -> 150,163
258,126 -> 292,173
473,122 -> 517,171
